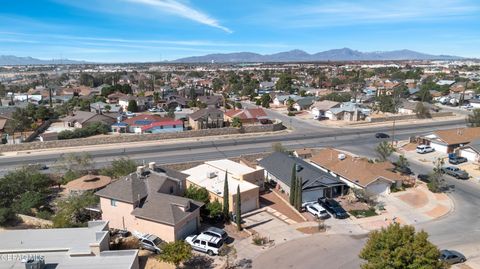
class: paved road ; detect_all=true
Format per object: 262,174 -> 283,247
0,119 -> 465,174
253,234 -> 366,269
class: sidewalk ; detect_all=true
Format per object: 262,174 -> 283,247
353,184 -> 454,231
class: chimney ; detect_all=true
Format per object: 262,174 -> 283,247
148,162 -> 156,171
136,166 -> 145,176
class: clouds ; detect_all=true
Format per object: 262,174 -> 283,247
122,0 -> 232,33
255,0 -> 480,28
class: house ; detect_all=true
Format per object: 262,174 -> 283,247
258,152 -> 347,203
419,127 -> 480,153
197,95 -> 224,107
457,139 -> 480,162
0,220 -> 139,269
165,94 -> 188,109
293,96 -> 316,111
90,101 -> 123,113
326,102 -> 370,121
436,80 -> 456,86
107,92 -> 128,104
224,108 -> 269,125
259,81 -> 275,90
310,148 -> 402,196
273,95 -> 301,106
112,115 -> 180,134
119,95 -> 147,111
310,100 -> 340,119
96,164 -> 202,242
182,159 -> 263,213
188,107 -> 224,130
0,115 -> 12,134
62,111 -> 116,129
293,148 -> 314,159
142,119 -> 184,134
398,100 -> 439,114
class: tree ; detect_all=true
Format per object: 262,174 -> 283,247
395,155 -> 409,170
231,117 -> 242,128
127,100 -> 138,112
223,172 -> 230,220
235,185 -> 242,231
56,153 -> 94,183
414,102 -> 431,119
289,165 -> 296,206
157,241 -> 192,267
427,158 -> 446,193
272,142 -> 287,153
167,108 -> 175,119
417,87 -> 432,103
295,177 -> 303,211
276,73 -> 294,93
104,104 -> 111,112
53,192 -> 99,228
375,141 -> 394,162
0,207 -> 16,226
359,223 -> 447,269
261,94 -> 271,108
206,199 -> 223,218
99,158 -> 137,178
375,95 -> 396,113
321,92 -> 352,102
467,109 -> 480,127
184,185 -> 210,204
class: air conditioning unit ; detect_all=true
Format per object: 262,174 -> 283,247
207,172 -> 217,178
338,154 -> 346,160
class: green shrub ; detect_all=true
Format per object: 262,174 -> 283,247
0,208 -> 16,226
349,208 -> 378,218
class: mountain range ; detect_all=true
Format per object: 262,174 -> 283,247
0,55 -> 87,66
173,48 -> 462,63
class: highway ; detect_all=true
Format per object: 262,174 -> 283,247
0,118 -> 466,173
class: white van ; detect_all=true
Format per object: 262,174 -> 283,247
416,145 -> 434,154
185,234 -> 223,256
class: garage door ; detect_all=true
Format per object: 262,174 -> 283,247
430,142 -> 448,153
366,181 -> 390,196
302,189 -> 324,203
241,196 -> 258,214
176,218 -> 198,240
459,149 -> 477,162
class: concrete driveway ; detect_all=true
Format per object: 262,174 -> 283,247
253,234 -> 366,269
243,211 -> 305,244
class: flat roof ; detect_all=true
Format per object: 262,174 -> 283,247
182,163 -> 258,197
0,250 -> 138,269
0,221 -> 108,255
205,159 -> 257,176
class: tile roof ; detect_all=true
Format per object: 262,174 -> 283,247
96,168 -> 202,226
224,108 -> 268,120
432,127 -> 480,145
141,120 -> 183,131
310,148 -> 400,188
188,107 -> 223,121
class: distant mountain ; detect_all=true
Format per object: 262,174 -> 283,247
173,48 -> 462,63
0,55 -> 88,66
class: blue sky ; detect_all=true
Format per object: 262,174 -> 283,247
0,0 -> 479,62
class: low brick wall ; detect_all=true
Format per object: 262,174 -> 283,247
17,214 -> 52,228
0,121 -> 284,153
366,112 -> 454,123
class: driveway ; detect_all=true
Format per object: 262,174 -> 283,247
253,234 -> 366,269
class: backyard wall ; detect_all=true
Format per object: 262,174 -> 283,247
0,121 -> 284,153
366,112 -> 454,123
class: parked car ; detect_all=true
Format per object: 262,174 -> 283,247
185,233 -> 224,256
201,227 -> 228,242
393,163 -> 413,175
448,155 -> 468,165
319,198 -> 349,219
125,111 -> 136,117
305,202 -> 330,219
441,166 -> 469,179
375,133 -> 390,139
416,145 -> 435,154
417,174 -> 430,183
440,249 -> 466,264
136,234 -> 163,254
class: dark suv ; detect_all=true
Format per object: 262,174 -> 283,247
448,156 -> 468,165
319,198 -> 349,219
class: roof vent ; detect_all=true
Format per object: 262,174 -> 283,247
207,171 -> 217,179
295,164 -> 303,172
338,154 -> 346,160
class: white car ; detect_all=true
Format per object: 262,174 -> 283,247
305,202 -> 330,219
416,145 -> 435,154
185,234 -> 223,256
125,111 -> 136,117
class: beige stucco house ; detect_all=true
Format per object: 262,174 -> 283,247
182,159 -> 262,214
96,164 -> 203,242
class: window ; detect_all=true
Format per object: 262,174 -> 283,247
110,199 -> 117,207
200,241 -> 206,246
169,186 -> 174,194
173,125 -> 176,128
194,240 -> 200,244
